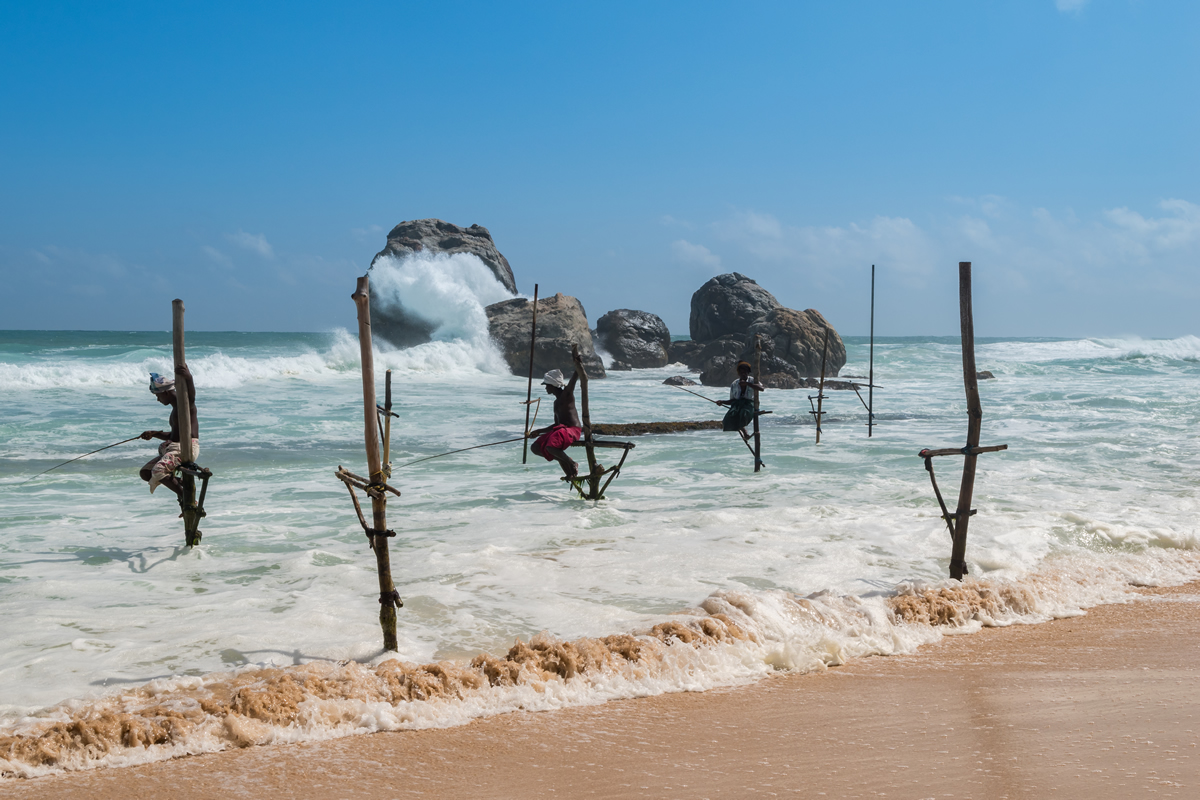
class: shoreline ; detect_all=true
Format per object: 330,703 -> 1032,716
5,582 -> 1197,799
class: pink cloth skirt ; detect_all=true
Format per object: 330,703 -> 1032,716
535,425 -> 582,460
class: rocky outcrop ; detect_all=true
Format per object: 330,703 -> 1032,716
368,219 -> 517,348
689,273 -> 781,342
371,219 -> 516,292
485,293 -> 606,379
685,273 -> 846,387
662,376 -> 697,386
595,309 -> 671,369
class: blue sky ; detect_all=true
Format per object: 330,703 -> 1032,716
1,1 -> 1197,337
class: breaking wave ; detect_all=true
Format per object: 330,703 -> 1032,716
4,549 -> 1198,779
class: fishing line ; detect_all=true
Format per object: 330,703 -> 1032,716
393,436 -> 529,470
18,435 -> 145,486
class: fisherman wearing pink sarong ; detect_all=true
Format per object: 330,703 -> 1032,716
529,369 -> 583,479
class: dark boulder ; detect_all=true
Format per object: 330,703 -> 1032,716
668,340 -> 704,370
747,307 -> 846,377
663,376 -> 698,386
595,309 -> 671,369
689,273 -> 781,342
977,370 -> 996,380
369,219 -> 517,348
485,293 -> 606,379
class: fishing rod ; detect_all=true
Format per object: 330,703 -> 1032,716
18,435 -> 144,486
393,436 -> 529,470
671,384 -> 722,405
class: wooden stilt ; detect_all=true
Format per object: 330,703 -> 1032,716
571,344 -> 602,497
753,336 -> 762,472
383,370 -> 393,474
351,275 -> 401,651
171,300 -> 203,547
868,264 -> 875,437
916,262 -> 1008,581
949,262 -> 982,581
522,284 -> 539,464
815,328 -> 829,444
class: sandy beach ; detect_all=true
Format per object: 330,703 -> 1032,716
3,582 -> 1195,799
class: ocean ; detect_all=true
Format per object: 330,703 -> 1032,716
2,257 -> 1199,777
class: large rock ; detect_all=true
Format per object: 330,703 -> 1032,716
748,308 -> 846,378
668,340 -> 704,369
369,219 -> 516,347
371,219 -> 516,292
595,309 -> 671,369
689,273 -> 781,342
485,293 -> 606,379
687,273 -> 846,384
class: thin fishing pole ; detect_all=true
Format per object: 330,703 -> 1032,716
18,436 -> 145,486
393,436 -> 528,470
671,385 -> 722,405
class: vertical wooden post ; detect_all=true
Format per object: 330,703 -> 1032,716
815,328 -> 829,444
171,299 -> 200,546
752,336 -> 762,472
571,344 -> 600,498
522,284 -> 539,464
868,264 -> 875,438
352,275 -> 399,651
383,370 -> 393,471
949,262 -> 982,582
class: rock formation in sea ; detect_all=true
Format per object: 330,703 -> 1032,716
595,309 -> 671,369
486,293 -> 606,379
368,219 -> 517,348
684,273 -> 846,388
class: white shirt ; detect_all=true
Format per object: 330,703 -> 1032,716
729,378 -> 758,401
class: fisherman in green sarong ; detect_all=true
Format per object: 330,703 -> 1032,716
717,360 -> 764,440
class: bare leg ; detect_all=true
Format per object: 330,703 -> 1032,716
159,475 -> 184,499
543,446 -> 578,478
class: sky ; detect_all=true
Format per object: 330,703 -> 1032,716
1,0 -> 1197,338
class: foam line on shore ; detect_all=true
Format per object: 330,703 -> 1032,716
3,549 -> 1198,780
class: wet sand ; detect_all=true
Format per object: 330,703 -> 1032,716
5,583 -> 1198,799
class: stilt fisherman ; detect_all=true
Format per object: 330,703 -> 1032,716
529,368 -> 583,479
717,360 -> 764,442
139,364 -> 198,498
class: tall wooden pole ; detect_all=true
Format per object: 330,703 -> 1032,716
383,369 -> 393,469
868,264 -> 875,438
352,275 -> 399,650
522,284 -> 539,464
753,336 -> 762,472
949,262 -> 982,582
815,328 -> 829,444
172,299 -> 200,546
570,344 -> 599,497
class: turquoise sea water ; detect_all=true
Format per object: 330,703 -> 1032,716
2,313 -> 1199,774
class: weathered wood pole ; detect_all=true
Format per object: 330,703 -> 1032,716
868,264 -> 875,438
383,369 -> 393,470
949,261 -> 982,582
351,275 -> 400,650
571,344 -> 600,498
171,299 -> 200,546
522,284 -> 539,464
815,328 -> 829,444
753,335 -> 762,472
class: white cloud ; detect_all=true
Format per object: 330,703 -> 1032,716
202,245 -> 234,268
1056,0 -> 1090,12
225,230 -> 274,259
671,239 -> 722,268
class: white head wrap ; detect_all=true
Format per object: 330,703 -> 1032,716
541,369 -> 567,389
149,372 -> 175,395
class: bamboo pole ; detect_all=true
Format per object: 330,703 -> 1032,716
815,328 -> 829,444
753,336 -> 762,472
352,275 -> 400,651
949,261 -> 982,582
868,264 -> 875,437
522,284 -> 539,464
171,299 -> 201,546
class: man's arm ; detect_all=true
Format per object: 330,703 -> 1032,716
565,371 -> 579,394
140,430 -> 169,440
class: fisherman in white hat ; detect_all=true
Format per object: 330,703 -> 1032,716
138,363 -> 199,498
528,368 -> 583,479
